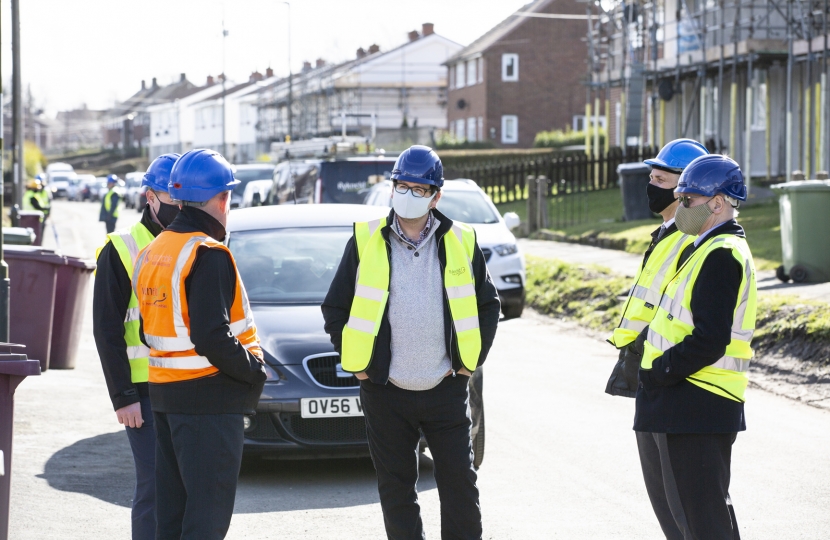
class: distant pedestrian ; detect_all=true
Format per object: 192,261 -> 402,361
322,145 -> 501,540
100,174 -> 121,233
93,154 -> 181,540
133,149 -> 266,540
23,174 -> 51,224
637,154 -> 756,539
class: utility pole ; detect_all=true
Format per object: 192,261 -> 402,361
284,1 -> 293,141
12,0 -> 24,217
222,16 -> 228,158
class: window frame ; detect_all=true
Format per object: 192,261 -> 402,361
501,53 -> 519,82
455,62 -> 466,89
501,115 -> 518,144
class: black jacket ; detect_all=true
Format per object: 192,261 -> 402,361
94,206 -> 163,411
141,206 -> 266,414
606,221 -> 680,398
321,208 -> 501,385
635,220 -> 747,433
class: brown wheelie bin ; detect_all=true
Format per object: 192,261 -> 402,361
49,256 -> 96,369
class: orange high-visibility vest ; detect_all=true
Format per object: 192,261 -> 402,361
132,230 -> 261,384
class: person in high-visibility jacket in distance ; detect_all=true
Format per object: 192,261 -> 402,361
92,153 -> 181,540
606,138 -> 708,399
100,174 -> 122,233
322,145 -> 501,540
23,175 -> 51,222
133,149 -> 266,540
636,154 -> 756,540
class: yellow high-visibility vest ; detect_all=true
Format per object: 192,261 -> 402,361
104,189 -> 120,218
642,234 -> 757,402
608,229 -> 694,348
23,189 -> 50,220
98,222 -> 156,383
341,217 -> 482,373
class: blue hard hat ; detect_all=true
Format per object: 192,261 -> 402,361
676,154 -> 747,201
142,153 -> 181,192
107,174 -> 119,184
168,149 -> 239,203
35,173 -> 45,181
391,145 -> 444,188
644,138 -> 709,173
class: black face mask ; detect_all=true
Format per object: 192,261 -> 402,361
647,183 -> 677,214
154,201 -> 180,228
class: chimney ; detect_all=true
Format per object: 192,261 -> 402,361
207,75 -> 215,85
151,77 -> 158,89
266,67 -> 274,78
250,70 -> 263,82
368,44 -> 380,54
302,61 -> 312,72
180,73 -> 186,82
422,23 -> 434,36
408,30 -> 420,42
315,58 -> 325,68
356,47 -> 367,59
141,80 -> 146,90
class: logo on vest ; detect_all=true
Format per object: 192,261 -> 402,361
145,250 -> 173,267
449,266 -> 466,277
140,284 -> 169,309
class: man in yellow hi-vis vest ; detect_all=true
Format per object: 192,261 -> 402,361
636,155 -> 756,540
93,153 -> 180,540
323,146 -> 501,540
99,174 -> 122,233
606,139 -> 707,397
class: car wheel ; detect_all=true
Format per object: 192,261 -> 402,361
502,301 -> 524,320
473,409 -> 485,470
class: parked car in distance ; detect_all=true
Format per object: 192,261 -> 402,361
90,178 -> 109,201
267,157 -> 397,206
46,162 -> 74,182
48,173 -> 78,199
74,174 -> 98,201
240,179 -> 272,208
226,204 -> 486,466
364,178 -> 525,319
231,164 -> 276,208
123,172 -> 145,209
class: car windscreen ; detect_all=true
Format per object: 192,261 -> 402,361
436,190 -> 500,224
227,226 -> 351,304
233,168 -> 274,195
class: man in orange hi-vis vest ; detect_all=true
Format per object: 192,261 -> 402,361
133,149 -> 266,540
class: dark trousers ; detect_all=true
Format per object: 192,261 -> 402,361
124,396 -> 156,540
154,412 -> 244,540
360,375 -> 481,540
105,217 -> 118,234
636,431 -> 740,540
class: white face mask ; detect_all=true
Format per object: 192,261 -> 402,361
392,189 -> 435,219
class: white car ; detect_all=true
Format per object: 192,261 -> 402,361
239,179 -> 273,208
48,172 -> 78,199
364,179 -> 525,319
124,172 -> 145,209
231,164 -> 276,208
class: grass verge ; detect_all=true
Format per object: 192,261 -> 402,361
497,188 -> 782,271
525,256 -> 830,368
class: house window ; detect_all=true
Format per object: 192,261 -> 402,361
752,71 -> 767,131
456,62 -> 466,89
456,119 -> 466,140
501,115 -> 518,144
477,117 -> 483,141
477,58 -> 483,83
449,68 -> 455,90
467,59 -> 477,86
502,54 -> 518,82
467,117 -> 477,142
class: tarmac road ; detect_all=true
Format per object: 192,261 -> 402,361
9,201 -> 830,539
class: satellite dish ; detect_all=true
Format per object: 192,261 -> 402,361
457,99 -> 467,110
658,79 -> 674,101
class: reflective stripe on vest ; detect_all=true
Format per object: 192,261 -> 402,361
103,222 -> 156,383
104,190 -> 120,218
133,230 -> 261,384
608,230 -> 694,348
340,217 -> 482,373
641,234 -> 757,402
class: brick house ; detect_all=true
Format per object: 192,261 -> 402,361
444,0 -> 587,148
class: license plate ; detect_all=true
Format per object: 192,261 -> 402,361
300,396 -> 364,418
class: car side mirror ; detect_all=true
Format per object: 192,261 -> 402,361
503,212 -> 520,230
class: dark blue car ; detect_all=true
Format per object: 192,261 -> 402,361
227,204 -> 486,466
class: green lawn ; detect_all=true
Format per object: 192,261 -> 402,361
496,188 -> 782,270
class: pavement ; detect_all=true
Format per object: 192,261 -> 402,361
520,238 -> 830,303
7,200 -> 830,539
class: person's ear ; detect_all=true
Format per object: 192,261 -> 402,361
711,195 -> 724,214
431,189 -> 442,208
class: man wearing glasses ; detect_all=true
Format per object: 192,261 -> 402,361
636,154 -> 756,540
323,145 -> 500,539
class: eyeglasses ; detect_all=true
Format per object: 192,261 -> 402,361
393,182 -> 433,198
678,195 -> 714,208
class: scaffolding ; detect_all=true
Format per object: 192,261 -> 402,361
587,0 -> 829,181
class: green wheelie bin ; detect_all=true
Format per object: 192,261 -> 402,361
770,179 -> 830,283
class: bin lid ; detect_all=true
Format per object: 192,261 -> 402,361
617,162 -> 651,174
770,180 -> 830,192
16,210 -> 44,217
3,245 -> 67,265
64,256 -> 97,271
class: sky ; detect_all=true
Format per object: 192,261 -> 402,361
1,0 -> 531,117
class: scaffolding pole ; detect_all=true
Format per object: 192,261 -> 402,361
745,55 -> 754,193
786,0 -> 794,180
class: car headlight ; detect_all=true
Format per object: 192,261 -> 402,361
263,363 -> 283,381
493,243 -> 518,256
